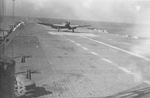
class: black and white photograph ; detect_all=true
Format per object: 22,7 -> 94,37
1,0 -> 150,98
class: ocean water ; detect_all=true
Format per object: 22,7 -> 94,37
3,16 -> 150,35
2,16 -> 148,37
37,17 -> 139,36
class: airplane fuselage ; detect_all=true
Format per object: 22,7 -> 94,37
52,23 -> 76,32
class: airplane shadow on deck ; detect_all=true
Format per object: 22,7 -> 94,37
34,86 -> 52,97
19,86 -> 52,98
63,30 -> 83,33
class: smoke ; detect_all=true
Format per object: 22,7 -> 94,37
131,0 -> 150,56
125,63 -> 143,83
129,0 -> 150,82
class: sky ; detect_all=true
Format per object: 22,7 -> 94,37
5,0 -> 150,23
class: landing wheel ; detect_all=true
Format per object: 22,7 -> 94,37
72,29 -> 74,32
57,27 -> 60,32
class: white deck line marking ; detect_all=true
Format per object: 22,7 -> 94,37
67,38 -> 150,84
84,37 -> 150,61
90,51 -> 99,56
67,39 -> 99,56
102,58 -> 135,75
48,32 -> 97,37
70,40 -> 75,43
48,32 -> 57,35
67,39 -> 75,43
102,58 -> 113,64
67,38 -> 83,48
117,66 -> 132,74
102,58 -> 150,84
82,47 -> 89,51
75,43 -> 82,47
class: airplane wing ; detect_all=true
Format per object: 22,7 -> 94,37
38,22 -> 66,29
38,22 -> 54,27
70,25 -> 91,29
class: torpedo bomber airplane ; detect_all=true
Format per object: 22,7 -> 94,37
38,21 -> 90,32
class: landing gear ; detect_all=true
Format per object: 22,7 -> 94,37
72,29 -> 74,32
57,27 -> 60,32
